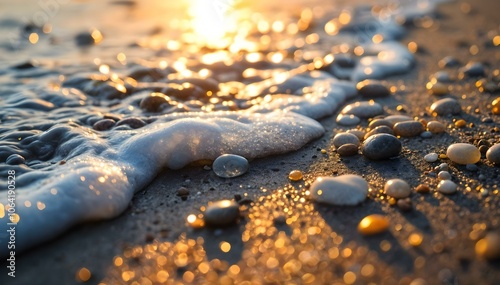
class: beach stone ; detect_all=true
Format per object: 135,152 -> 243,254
116,117 -> 146,129
430,98 -> 461,116
492,97 -> 500,115
336,114 -> 361,126
475,232 -> 500,260
356,79 -> 390,98
368,119 -> 392,130
309,175 -> 368,206
486,144 -> 500,164
140,93 -> 172,112
424,153 -> 438,162
332,133 -> 360,148
393,121 -> 424,137
446,143 -> 481,165
384,115 -> 413,127
415,184 -> 430,194
288,170 -> 303,181
438,171 -> 452,180
437,180 -> 457,194
466,164 -> 478,171
427,121 -> 446,133
346,129 -> 365,140
364,126 -> 394,139
427,82 -> 449,96
213,154 -> 249,178
358,214 -> 390,236
384,179 -> 411,199
362,134 -> 402,160
204,200 -> 240,227
93,119 -> 115,131
438,56 -> 460,68
337,143 -> 359,156
460,62 -> 486,78
341,101 -> 383,118
420,131 -> 432,138
6,154 -> 25,165
432,71 -> 453,82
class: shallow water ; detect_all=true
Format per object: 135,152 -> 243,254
0,0 -> 438,254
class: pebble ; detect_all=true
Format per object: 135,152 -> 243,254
361,134 -> 402,160
332,132 -> 360,148
415,184 -> 430,194
6,154 -> 25,165
358,214 -> 390,236
420,131 -> 432,139
427,82 -> 449,96
491,97 -> 500,115
384,179 -> 411,199
424,153 -> 438,162
204,200 -> 240,227
438,56 -> 460,68
454,119 -> 466,128
460,62 -> 486,78
337,144 -> 359,156
140,93 -> 171,112
75,29 -> 103,46
364,126 -> 394,139
393,121 -> 424,137
212,154 -> 249,178
438,163 -> 449,171
356,79 -> 390,98
427,121 -> 446,133
288,170 -> 303,181
432,71 -> 453,82
346,129 -> 365,141
446,143 -> 481,165
368,119 -> 392,130
341,101 -> 384,119
397,198 -> 412,211
336,114 -> 361,126
430,98 -> 462,116
93,119 -> 115,131
437,180 -> 457,194
486,144 -> 500,164
309,175 -> 368,206
116,117 -> 146,129
438,171 -> 451,180
466,164 -> 478,171
475,232 -> 500,260
384,115 -> 413,127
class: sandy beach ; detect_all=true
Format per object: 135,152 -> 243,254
1,0 -> 500,284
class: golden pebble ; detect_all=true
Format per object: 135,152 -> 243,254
288,170 -> 303,181
415,184 -> 430,194
492,97 -> 500,115
439,154 -> 447,159
426,81 -> 449,96
475,232 -> 500,260
388,197 -> 397,206
408,233 -> 423,247
455,119 -> 467,128
76,267 -> 91,282
358,214 -> 390,236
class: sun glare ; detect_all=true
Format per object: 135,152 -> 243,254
189,0 -> 237,47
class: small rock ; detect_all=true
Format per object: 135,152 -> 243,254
204,200 -> 240,227
116,117 -> 146,129
454,119 -> 467,128
346,129 -> 365,140
288,170 -> 303,181
427,121 -> 446,133
420,131 -> 433,138
491,97 -> 500,115
437,180 -> 457,194
427,81 -> 449,96
397,198 -> 412,211
466,164 -> 478,171
460,62 -> 486,78
447,143 -> 481,165
486,144 -> 500,164
415,184 -> 430,194
309,175 -> 368,206
393,121 -> 424,137
75,29 -> 103,46
368,119 -> 392,130
337,143 -> 358,156
332,132 -> 360,148
93,119 -> 115,131
6,154 -> 25,165
336,114 -> 361,126
432,71 -> 453,82
358,214 -> 390,236
364,125 -> 394,139
438,56 -> 460,68
430,98 -> 462,116
362,134 -> 402,160
140,93 -> 172,112
475,232 -> 500,260
384,115 -> 413,127
424,153 -> 438,162
341,101 -> 384,118
177,187 -> 190,197
384,179 -> 411,199
356,79 -> 390,98
212,154 -> 249,178
438,171 -> 452,180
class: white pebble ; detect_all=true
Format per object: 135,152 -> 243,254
310,175 -> 368,206
446,143 -> 481,165
384,179 -> 411,199
437,180 -> 457,194
424,153 -> 438,162
438,171 -> 451,180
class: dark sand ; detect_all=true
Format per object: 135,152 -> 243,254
2,0 -> 500,284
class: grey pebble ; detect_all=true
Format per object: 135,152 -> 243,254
213,154 -> 249,178
430,98 -> 461,116
393,121 -> 424,137
336,114 -> 361,126
6,154 -> 25,165
332,133 -> 360,148
361,134 -> 402,160
420,131 -> 433,138
204,200 -> 240,227
337,143 -> 359,156
364,125 -> 394,139
486,144 -> 500,164
356,79 -> 390,98
341,101 -> 384,118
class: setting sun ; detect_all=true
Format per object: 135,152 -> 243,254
189,0 -> 238,47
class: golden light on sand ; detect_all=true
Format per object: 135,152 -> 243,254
189,0 -> 237,47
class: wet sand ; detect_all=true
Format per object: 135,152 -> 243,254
1,0 -> 500,284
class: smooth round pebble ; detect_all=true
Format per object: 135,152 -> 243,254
424,153 -> 438,162
415,184 -> 430,194
309,175 -> 368,206
140,92 -> 171,112
486,144 -> 500,164
364,125 -> 394,139
437,180 -> 457,194
384,179 -> 411,199
288,170 -> 303,181
446,143 -> 481,165
393,121 -> 424,137
341,101 -> 384,118
438,171 -> 451,180
204,200 -> 240,227
460,62 -> 486,78
430,98 -> 461,116
212,154 -> 249,178
438,56 -> 460,68
362,134 -> 402,160
93,119 -> 115,131
332,132 -> 360,148
384,115 -> 412,127
336,114 -> 361,126
466,164 -> 478,171
427,82 -> 449,96
6,154 -> 25,165
356,79 -> 390,98
427,121 -> 446,133
368,119 -> 392,130
475,232 -> 500,260
432,71 -> 453,82
420,131 -> 432,138
358,214 -> 390,236
337,143 -> 359,156
346,129 -> 365,140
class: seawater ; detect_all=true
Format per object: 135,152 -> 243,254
0,0 -> 439,255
